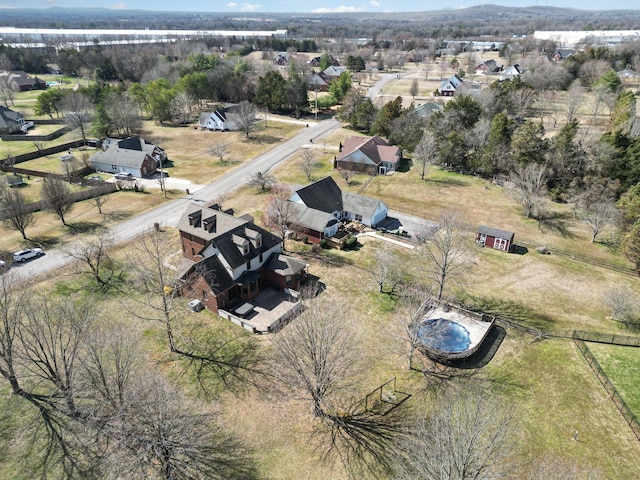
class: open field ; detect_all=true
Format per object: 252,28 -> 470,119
589,343 -> 640,418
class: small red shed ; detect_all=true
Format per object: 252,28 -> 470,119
476,225 -> 515,252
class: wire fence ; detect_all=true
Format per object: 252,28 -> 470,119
572,331 -> 640,442
517,237 -> 637,276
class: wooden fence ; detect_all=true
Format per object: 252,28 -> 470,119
0,183 -> 116,221
573,330 -> 640,442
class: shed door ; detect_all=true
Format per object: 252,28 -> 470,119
494,238 -> 508,251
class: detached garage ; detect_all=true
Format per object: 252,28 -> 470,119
476,225 -> 515,252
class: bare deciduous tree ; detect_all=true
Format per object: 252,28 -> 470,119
247,171 -> 274,192
419,209 -> 470,300
367,245 -> 404,295
565,81 -> 585,124
339,169 -> 355,186
603,286 -> 639,326
41,178 -> 74,225
90,192 -> 110,215
580,201 -> 620,242
61,91 -> 93,142
171,90 -> 194,125
270,296 -> 403,474
300,148 -> 315,181
509,163 -> 548,219
393,387 -> 518,480
126,228 -> 263,393
509,87 -> 537,118
208,139 -> 230,165
0,280 -> 259,479
61,231 -> 118,288
0,185 -> 36,239
413,130 -> 437,181
105,91 -> 142,136
264,184 -> 293,245
234,100 -> 258,138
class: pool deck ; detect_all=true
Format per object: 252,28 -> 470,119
423,306 -> 492,352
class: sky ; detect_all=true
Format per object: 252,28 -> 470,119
0,0 -> 638,13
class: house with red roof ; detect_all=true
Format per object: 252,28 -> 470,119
336,135 -> 401,176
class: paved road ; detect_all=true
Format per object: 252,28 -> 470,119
10,118 -> 340,282
11,69 -> 412,282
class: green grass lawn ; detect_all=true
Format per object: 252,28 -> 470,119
588,343 -> 640,418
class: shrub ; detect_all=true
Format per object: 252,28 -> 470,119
344,236 -> 358,250
320,239 -> 328,249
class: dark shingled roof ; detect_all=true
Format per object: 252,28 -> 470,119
265,253 -> 307,276
295,176 -> 343,213
477,225 -> 514,241
191,255 -> 235,295
213,223 -> 281,269
178,203 -> 282,271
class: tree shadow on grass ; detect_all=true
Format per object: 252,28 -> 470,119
246,134 -> 280,145
67,221 -> 103,235
456,293 -> 558,331
535,210 -> 576,238
426,177 -> 469,188
28,236 -> 61,248
104,211 -> 133,222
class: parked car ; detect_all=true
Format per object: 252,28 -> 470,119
13,248 -> 44,263
114,172 -> 133,181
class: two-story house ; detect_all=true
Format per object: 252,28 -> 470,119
177,203 -> 307,314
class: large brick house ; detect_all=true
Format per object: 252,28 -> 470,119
177,203 -> 307,314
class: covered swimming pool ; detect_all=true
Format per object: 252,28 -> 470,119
416,304 -> 495,360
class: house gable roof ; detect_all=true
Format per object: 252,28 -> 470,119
342,191 -> 383,219
415,102 -> 444,118
294,176 -> 343,213
178,203 -> 282,270
115,136 -> 159,156
89,148 -> 151,169
265,253 -> 307,276
189,255 -> 235,295
0,106 -> 22,129
477,225 -> 514,241
337,136 -> 400,166
288,202 -> 338,232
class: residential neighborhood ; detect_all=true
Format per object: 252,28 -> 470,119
2,7 -> 640,480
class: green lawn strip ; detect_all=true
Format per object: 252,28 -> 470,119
486,336 -> 640,477
588,343 -> 640,419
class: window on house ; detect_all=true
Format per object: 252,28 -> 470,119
355,214 -> 363,222
246,261 -> 251,270
202,291 -> 208,300
286,275 -> 292,287
191,247 -> 195,255
259,253 -> 263,263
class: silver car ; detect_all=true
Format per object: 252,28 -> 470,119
13,248 -> 44,263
